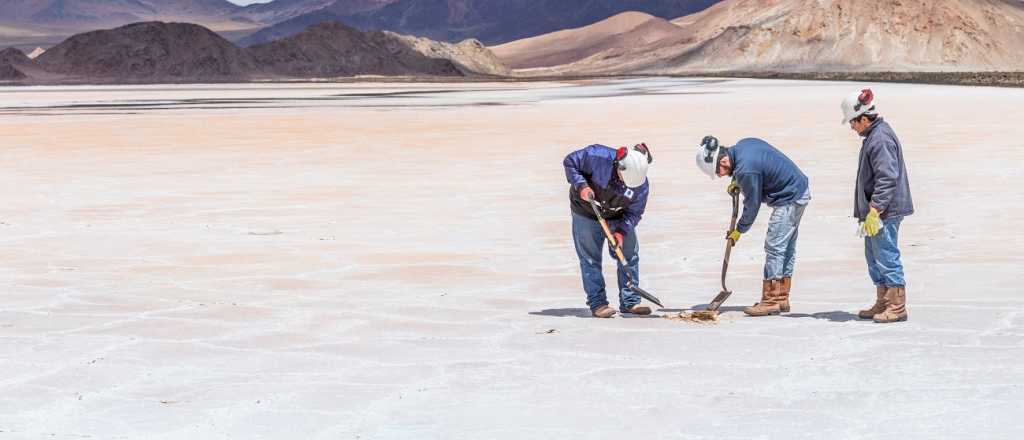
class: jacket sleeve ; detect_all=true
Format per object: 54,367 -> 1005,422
563,147 -> 593,191
610,189 -> 648,237
867,139 -> 900,214
735,172 -> 763,234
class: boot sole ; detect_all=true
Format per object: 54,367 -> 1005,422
873,315 -> 908,323
743,310 -> 781,317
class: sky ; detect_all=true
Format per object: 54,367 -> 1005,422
228,0 -> 272,5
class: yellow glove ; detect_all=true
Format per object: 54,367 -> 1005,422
863,207 -> 883,237
726,179 -> 740,196
727,229 -> 741,244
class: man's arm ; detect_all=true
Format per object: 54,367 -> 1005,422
867,139 -> 900,214
563,146 -> 594,191
735,173 -> 763,233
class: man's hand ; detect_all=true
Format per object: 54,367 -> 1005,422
613,232 -> 625,248
727,229 -> 741,244
727,179 -> 740,196
863,207 -> 883,237
579,186 -> 595,202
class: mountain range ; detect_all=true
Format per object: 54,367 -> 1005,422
1,20 -> 508,83
493,0 -> 1024,74
0,0 -> 723,51
240,0 -> 722,46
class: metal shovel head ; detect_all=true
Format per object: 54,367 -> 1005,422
707,290 -> 732,312
631,284 -> 664,308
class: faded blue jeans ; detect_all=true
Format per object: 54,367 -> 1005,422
763,199 -> 809,280
865,216 -> 906,288
571,213 -> 641,312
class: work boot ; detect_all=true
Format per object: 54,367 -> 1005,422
858,285 -> 888,319
592,305 -> 617,319
873,287 -> 908,323
778,277 -> 792,313
622,305 -> 652,315
744,280 -> 782,316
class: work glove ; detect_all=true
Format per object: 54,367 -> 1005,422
726,179 -> 740,196
613,232 -> 625,248
726,229 -> 741,244
863,207 -> 883,237
580,186 -> 595,202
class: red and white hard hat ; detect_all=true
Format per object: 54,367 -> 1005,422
616,143 -> 653,188
841,88 -> 878,124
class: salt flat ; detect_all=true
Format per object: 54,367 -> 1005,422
1,79 -> 1022,439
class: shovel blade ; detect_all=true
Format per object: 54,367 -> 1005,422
631,284 -> 664,308
707,290 -> 732,312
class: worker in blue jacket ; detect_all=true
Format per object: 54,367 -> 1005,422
695,136 -> 811,317
564,143 -> 652,318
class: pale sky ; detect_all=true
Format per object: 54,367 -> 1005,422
228,0 -> 273,5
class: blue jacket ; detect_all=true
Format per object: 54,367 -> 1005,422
564,144 -> 649,237
728,138 -> 809,233
855,119 -> 914,220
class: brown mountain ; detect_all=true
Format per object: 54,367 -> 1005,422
9,20 -> 494,83
386,32 -> 510,76
239,0 -> 722,47
248,21 -> 461,77
491,11 -> 687,69
498,0 -> 1024,74
35,21 -> 258,81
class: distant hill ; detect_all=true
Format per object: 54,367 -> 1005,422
0,0 -> 243,28
0,47 -> 31,80
492,11 -> 687,70
5,20 -> 508,83
248,21 -> 460,77
497,0 -> 1024,74
229,0 -> 396,26
35,21 -> 258,80
239,0 -> 722,46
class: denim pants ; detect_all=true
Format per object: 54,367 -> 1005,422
571,213 -> 641,312
763,202 -> 808,280
865,216 -> 906,288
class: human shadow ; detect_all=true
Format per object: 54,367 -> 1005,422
529,308 -> 592,318
529,308 -> 664,319
780,311 -> 861,323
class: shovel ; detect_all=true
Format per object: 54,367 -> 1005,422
587,197 -> 664,308
706,187 -> 741,312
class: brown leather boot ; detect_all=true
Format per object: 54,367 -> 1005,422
778,277 -> 792,313
744,280 -> 782,316
873,287 -> 908,323
592,305 -> 617,319
858,285 -> 888,319
622,305 -> 652,315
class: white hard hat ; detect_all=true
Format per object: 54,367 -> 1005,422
617,143 -> 652,188
841,88 -> 878,124
695,135 -> 720,179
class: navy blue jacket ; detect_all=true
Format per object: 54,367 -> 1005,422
855,119 -> 914,220
728,138 -> 809,233
564,144 -> 649,237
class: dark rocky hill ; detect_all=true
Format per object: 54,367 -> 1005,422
248,21 -> 460,77
35,21 -> 258,80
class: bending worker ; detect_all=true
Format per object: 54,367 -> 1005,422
563,143 -> 653,318
695,136 -> 810,317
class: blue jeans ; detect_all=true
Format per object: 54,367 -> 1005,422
763,202 -> 807,280
865,216 -> 906,288
571,213 -> 641,312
